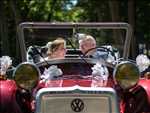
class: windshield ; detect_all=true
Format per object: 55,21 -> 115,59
18,22 -> 131,62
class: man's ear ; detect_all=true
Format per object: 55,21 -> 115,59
80,44 -> 85,50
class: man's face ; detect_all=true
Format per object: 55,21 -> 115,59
81,39 -> 96,55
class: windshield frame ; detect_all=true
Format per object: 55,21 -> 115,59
18,22 -> 132,62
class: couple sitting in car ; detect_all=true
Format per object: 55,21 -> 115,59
43,36 -> 109,85
46,34 -> 97,60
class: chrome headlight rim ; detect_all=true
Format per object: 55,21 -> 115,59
113,61 -> 140,89
13,62 -> 40,91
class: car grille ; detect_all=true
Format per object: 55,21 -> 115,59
35,86 -> 119,113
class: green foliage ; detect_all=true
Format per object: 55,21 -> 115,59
16,0 -> 83,22
1,0 -> 150,61
136,1 -> 150,42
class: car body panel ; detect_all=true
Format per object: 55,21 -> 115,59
138,79 -> 150,104
0,80 -> 22,113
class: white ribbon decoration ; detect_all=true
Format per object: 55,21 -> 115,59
0,56 -> 12,75
136,54 -> 150,72
41,65 -> 63,81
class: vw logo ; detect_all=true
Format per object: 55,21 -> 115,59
71,98 -> 84,112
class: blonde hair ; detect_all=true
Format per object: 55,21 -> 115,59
47,38 -> 66,57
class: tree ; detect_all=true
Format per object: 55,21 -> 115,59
0,1 -> 10,56
1,0 -> 150,61
128,0 -> 136,58
109,0 -> 123,45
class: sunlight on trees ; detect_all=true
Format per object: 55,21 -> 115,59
0,0 -> 150,60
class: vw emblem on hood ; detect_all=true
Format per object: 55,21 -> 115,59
71,98 -> 84,112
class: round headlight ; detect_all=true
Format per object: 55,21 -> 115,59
114,61 -> 140,89
13,62 -> 40,91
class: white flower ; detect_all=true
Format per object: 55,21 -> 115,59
136,54 -> 150,72
92,62 -> 109,80
41,65 -> 63,80
0,56 -> 12,75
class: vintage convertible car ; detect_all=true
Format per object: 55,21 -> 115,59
0,22 -> 150,113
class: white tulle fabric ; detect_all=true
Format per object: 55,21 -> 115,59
91,62 -> 109,87
136,54 -> 150,72
41,65 -> 63,80
0,56 -> 12,75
